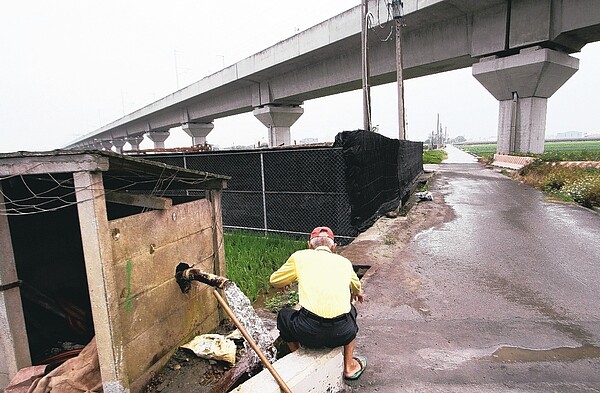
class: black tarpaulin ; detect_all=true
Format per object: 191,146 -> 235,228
334,130 -> 423,232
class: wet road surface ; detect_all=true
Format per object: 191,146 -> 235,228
348,146 -> 600,392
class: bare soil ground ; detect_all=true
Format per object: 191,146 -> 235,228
143,310 -> 279,393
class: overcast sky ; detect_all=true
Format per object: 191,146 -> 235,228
1,1 -> 599,152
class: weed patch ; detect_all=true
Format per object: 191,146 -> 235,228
265,290 -> 299,313
423,149 -> 448,164
224,231 -> 305,302
518,164 -> 600,208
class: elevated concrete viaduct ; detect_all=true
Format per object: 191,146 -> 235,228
67,0 -> 600,154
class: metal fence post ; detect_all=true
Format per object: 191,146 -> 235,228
260,152 -> 267,236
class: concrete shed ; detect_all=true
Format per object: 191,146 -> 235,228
0,150 -> 229,392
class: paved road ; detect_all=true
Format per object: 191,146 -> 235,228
347,146 -> 600,392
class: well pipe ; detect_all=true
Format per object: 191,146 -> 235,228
175,262 -> 231,293
174,263 -> 292,393
212,289 -> 292,393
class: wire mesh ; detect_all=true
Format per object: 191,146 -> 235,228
143,147 -> 357,244
138,139 -> 422,245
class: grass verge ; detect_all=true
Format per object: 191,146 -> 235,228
423,149 -> 448,164
224,231 -> 305,303
518,162 -> 600,208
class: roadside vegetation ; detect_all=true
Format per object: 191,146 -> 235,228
457,141 -> 600,209
423,149 -> 447,164
518,162 -> 600,208
224,231 -> 304,303
459,144 -> 496,160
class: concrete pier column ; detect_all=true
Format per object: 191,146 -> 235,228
473,47 -> 579,154
99,140 -> 113,151
112,138 -> 127,154
182,122 -> 214,146
126,135 -> 144,151
253,105 -> 304,146
93,139 -> 104,151
147,130 -> 170,149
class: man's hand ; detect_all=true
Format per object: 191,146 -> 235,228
352,292 -> 365,303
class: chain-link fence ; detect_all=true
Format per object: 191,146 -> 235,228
138,146 -> 356,244
136,132 -> 423,245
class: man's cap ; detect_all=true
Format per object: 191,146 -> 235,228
310,226 -> 334,240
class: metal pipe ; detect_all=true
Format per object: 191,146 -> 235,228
212,289 -> 293,393
175,263 -> 231,293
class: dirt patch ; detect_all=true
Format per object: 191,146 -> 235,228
143,310 -> 280,393
142,320 -> 238,393
339,171 -> 454,318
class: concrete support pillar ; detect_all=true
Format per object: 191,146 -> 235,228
112,138 -> 127,154
473,47 -> 579,154
147,130 -> 170,149
253,105 -> 304,146
126,135 -> 144,151
100,140 -> 113,151
182,122 -> 214,146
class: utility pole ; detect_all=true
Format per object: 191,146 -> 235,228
390,0 -> 405,140
361,0 -> 371,131
436,113 -> 440,149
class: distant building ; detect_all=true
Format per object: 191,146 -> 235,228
299,137 -> 318,145
555,131 -> 583,138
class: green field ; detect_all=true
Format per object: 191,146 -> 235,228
459,141 -> 600,161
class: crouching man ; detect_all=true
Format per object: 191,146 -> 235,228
269,226 -> 367,380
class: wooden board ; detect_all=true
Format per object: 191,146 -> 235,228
107,198 -> 223,389
123,290 -> 220,384
112,231 -> 214,302
109,199 -> 213,259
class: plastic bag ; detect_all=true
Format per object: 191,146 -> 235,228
181,334 -> 237,365
416,191 -> 433,201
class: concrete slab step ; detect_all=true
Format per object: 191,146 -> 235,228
233,347 -> 343,393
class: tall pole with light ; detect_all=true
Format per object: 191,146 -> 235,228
390,0 -> 406,140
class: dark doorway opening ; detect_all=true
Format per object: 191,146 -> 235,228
4,175 -> 95,365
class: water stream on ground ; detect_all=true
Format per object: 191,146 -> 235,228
223,282 -> 277,370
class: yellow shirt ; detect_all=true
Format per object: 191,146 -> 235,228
269,246 -> 362,318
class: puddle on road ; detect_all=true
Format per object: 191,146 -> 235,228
492,344 -> 600,363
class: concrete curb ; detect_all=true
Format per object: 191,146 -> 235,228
233,347 -> 343,392
491,154 -> 536,170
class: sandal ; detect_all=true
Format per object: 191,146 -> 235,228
344,355 -> 367,380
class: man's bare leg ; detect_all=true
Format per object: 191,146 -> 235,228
343,339 -> 361,377
287,342 -> 300,352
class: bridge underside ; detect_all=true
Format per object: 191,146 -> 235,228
67,0 -> 600,153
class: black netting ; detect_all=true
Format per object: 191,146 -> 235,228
262,148 -> 345,193
398,141 -> 424,204
334,130 -> 423,232
135,133 -> 422,244
221,191 -> 265,229
184,151 -> 263,191
139,155 -> 184,168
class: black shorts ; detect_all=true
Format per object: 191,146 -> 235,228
276,305 -> 358,348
